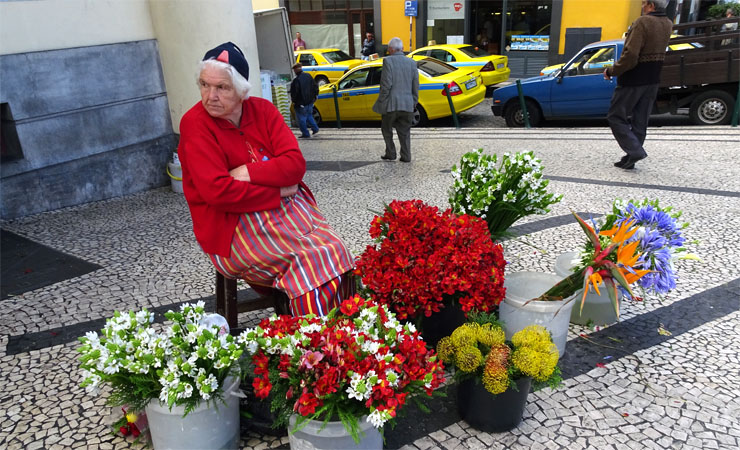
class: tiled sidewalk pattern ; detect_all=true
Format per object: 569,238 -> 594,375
1,126 -> 739,449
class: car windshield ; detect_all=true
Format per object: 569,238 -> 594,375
322,50 -> 352,63
457,45 -> 489,58
416,58 -> 456,77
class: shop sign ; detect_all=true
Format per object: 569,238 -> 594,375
510,35 -> 550,51
427,0 -> 464,20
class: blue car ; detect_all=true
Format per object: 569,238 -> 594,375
492,40 -> 622,127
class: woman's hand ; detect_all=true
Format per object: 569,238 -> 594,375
229,165 -> 251,182
280,184 -> 298,197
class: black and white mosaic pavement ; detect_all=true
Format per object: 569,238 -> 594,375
1,125 -> 738,449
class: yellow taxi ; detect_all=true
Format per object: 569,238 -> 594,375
294,48 -> 366,86
311,57 -> 485,126
407,44 -> 510,86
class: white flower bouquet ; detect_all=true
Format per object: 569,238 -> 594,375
449,149 -> 562,241
78,302 -> 243,415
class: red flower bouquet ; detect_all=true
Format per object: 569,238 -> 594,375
240,295 -> 446,443
356,199 -> 507,320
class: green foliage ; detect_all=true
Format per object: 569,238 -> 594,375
707,2 -> 740,19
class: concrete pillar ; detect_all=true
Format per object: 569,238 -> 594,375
148,0 -> 260,133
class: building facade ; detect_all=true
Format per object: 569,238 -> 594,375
282,0 -> 719,76
0,0 -> 262,220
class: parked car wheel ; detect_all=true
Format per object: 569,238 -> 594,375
504,100 -> 542,127
315,76 -> 329,87
312,106 -> 322,125
689,90 -> 734,125
412,105 -> 428,127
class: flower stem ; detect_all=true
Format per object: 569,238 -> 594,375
537,269 -> 585,301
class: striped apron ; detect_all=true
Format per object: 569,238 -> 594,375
208,186 -> 355,316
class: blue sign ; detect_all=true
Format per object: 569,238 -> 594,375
404,0 -> 418,17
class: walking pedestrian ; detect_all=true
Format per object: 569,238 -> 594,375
293,31 -> 307,50
604,0 -> 673,170
372,37 -> 419,163
290,63 -> 319,139
361,32 -> 376,60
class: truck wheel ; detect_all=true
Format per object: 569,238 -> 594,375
412,105 -> 428,127
315,76 -> 329,87
312,106 -> 322,125
689,90 -> 734,125
504,100 -> 542,127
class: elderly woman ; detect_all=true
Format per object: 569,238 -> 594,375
178,42 -> 355,316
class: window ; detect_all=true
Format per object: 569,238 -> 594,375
458,45 -> 490,58
367,67 -> 383,85
338,68 -> 369,89
417,58 -> 455,77
429,49 -> 455,62
564,46 -> 615,76
299,54 -> 317,66
322,50 -> 352,63
1,103 -> 23,163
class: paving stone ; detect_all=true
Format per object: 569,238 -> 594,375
2,127 -> 740,450
413,436 -> 437,450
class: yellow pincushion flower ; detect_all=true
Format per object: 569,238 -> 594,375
482,367 -> 510,394
450,323 -> 478,348
481,344 -> 510,394
476,323 -> 505,347
485,343 -> 510,371
510,325 -> 559,381
436,336 -> 455,363
511,325 -> 553,352
511,346 -> 558,381
454,345 -> 483,372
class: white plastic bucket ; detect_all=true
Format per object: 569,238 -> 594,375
500,272 -> 576,357
145,376 -> 241,450
554,252 -> 620,326
167,162 -> 183,194
288,415 -> 382,450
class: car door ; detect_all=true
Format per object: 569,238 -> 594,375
334,66 -> 373,120
363,66 -> 384,119
299,53 -> 320,77
549,45 -> 617,117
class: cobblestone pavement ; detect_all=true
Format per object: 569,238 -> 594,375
1,125 -> 739,449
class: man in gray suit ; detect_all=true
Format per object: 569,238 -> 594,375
372,37 -> 419,162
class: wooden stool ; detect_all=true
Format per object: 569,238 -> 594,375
215,272 -> 291,329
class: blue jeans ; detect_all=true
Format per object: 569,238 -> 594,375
295,103 -> 319,137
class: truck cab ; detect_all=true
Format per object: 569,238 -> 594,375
492,40 -> 622,127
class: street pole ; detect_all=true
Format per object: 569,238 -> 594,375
410,16 -> 413,51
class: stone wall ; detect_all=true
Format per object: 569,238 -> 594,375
0,40 -> 175,219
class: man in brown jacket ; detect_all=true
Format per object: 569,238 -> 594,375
604,0 -> 673,170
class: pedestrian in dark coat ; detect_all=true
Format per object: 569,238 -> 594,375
290,63 -> 320,139
604,0 -> 673,170
361,32 -> 376,60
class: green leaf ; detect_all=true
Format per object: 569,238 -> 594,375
603,278 -> 620,319
572,211 -> 600,251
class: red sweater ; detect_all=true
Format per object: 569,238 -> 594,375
179,97 -> 309,256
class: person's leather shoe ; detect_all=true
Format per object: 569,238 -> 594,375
619,154 -> 647,170
613,155 -> 630,168
312,129 -> 319,135
298,135 -> 311,139
380,154 -> 395,161
399,158 -> 411,163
